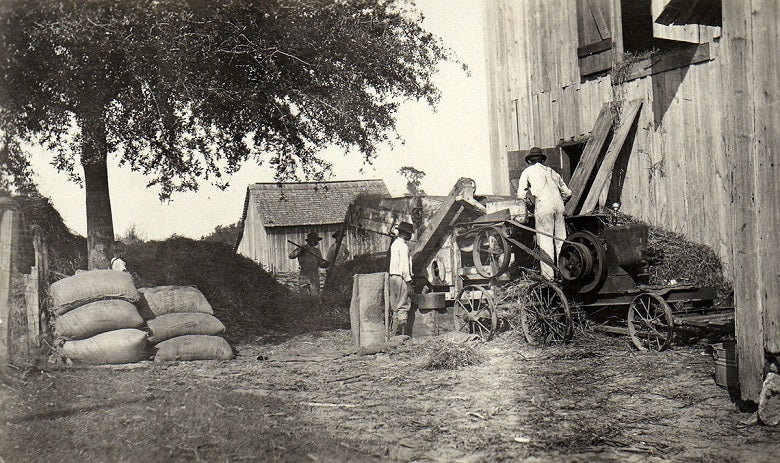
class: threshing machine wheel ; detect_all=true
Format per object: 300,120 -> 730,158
565,230 -> 607,294
454,285 -> 497,340
519,281 -> 573,346
626,292 -> 675,352
472,226 -> 511,279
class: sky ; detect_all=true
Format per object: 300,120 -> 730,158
27,0 -> 492,240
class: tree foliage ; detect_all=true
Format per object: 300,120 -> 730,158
398,165 -> 426,196
0,0 -> 449,198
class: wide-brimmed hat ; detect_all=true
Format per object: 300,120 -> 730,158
305,232 -> 322,242
525,147 -> 547,163
396,222 -> 414,236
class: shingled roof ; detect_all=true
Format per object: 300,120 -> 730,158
240,179 -> 390,228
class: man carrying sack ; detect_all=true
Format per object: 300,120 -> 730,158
517,147 -> 572,280
388,221 -> 414,335
288,232 -> 329,295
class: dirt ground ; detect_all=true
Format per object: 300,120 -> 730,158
1,329 -> 778,463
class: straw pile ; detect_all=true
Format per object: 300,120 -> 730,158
423,340 -> 486,370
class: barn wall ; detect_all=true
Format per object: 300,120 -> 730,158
265,225 -> 391,274
236,204 -> 268,266
483,0 -> 731,272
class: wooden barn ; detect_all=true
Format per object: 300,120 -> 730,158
235,180 -> 390,273
483,0 -> 778,403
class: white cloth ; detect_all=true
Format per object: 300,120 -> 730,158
110,257 -> 127,272
518,163 -> 572,279
388,237 -> 412,282
517,163 -> 572,216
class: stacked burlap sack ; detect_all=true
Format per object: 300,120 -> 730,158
52,270 -> 148,365
138,286 -> 233,362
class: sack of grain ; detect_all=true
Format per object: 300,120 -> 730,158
147,313 -> 226,344
138,286 -> 213,318
62,329 -> 149,365
154,335 -> 233,362
51,270 -> 140,315
55,300 -> 144,340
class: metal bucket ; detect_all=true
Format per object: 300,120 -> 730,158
713,341 -> 739,388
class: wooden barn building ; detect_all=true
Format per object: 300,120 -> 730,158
483,0 -> 778,403
235,180 -> 390,273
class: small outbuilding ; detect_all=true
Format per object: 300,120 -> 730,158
235,180 -> 391,273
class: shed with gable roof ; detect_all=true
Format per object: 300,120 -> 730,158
235,179 -> 390,273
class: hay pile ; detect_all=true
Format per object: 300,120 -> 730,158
15,193 -> 87,278
423,340 -> 486,370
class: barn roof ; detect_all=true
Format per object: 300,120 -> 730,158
240,179 -> 390,229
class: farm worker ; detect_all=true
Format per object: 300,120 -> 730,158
327,230 -> 351,266
518,147 -> 572,280
388,221 -> 414,335
288,232 -> 329,296
110,241 -> 128,272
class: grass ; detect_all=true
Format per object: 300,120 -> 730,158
423,340 -> 485,370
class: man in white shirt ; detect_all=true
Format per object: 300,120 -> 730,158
388,221 -> 414,335
517,147 -> 572,280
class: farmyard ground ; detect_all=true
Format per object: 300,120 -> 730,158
2,330 -> 778,462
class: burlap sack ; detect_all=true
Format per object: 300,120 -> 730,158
55,299 -> 144,340
51,270 -> 140,315
154,335 -> 233,362
147,313 -> 225,344
61,329 -> 149,365
138,286 -> 213,318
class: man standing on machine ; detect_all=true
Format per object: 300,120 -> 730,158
518,147 -> 572,279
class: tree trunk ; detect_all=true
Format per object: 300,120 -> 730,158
79,111 -> 114,270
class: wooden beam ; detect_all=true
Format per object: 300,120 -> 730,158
615,43 -> 712,83
580,99 -> 643,213
577,38 -> 612,58
565,103 -> 615,215
722,0 -> 764,403
0,205 -> 17,374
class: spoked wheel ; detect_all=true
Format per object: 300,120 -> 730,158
627,292 -> 674,351
472,226 -> 511,279
520,281 -> 573,346
454,285 -> 498,340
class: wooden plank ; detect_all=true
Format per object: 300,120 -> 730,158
577,38 -> 612,58
565,102 -> 614,215
0,205 -> 17,373
578,50 -> 613,76
586,0 -> 611,39
580,99 -> 643,213
722,0 -> 763,403
619,43 -> 711,82
752,0 -> 780,355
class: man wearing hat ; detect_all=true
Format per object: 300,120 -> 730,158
517,147 -> 572,279
327,230 -> 351,266
289,232 -> 329,295
388,221 -> 414,334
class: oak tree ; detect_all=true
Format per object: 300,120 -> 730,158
0,0 -> 448,266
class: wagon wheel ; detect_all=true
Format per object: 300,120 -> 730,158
627,292 -> 675,352
566,230 -> 607,294
454,285 -> 498,340
519,281 -> 572,346
472,226 -> 512,279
